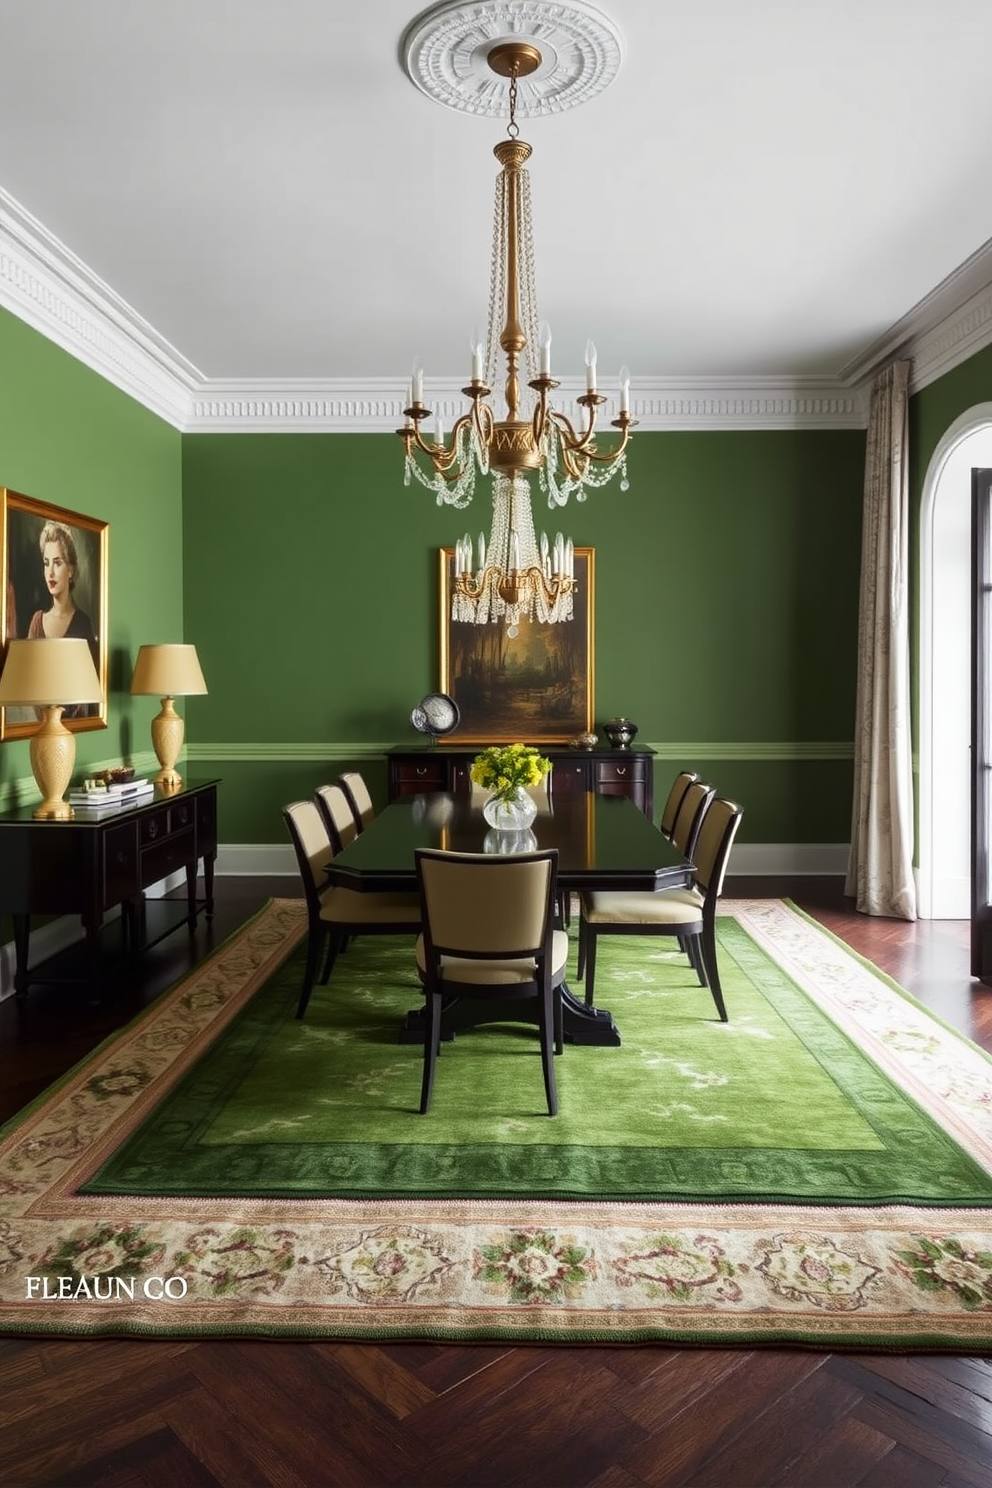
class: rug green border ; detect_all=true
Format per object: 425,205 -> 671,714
82,914 -> 992,1208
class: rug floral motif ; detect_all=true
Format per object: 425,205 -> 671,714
1,897 -> 991,1348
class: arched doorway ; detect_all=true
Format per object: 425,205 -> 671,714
918,404 -> 992,918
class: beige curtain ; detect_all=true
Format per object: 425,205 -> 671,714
845,360 -> 917,919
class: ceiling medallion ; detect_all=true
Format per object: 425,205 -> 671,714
402,0 -> 624,118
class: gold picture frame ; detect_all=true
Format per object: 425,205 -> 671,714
438,546 -> 595,744
1,488 -> 109,740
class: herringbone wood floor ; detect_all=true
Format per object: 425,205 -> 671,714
0,876 -> 989,1488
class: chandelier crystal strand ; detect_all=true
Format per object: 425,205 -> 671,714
486,173 -> 507,390
397,36 -> 635,629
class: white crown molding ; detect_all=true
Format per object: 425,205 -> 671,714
0,186 -> 200,429
4,174 -> 992,434
185,376 -> 868,432
840,236 -> 992,396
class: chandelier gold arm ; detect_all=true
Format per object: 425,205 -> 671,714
454,563 -> 576,609
397,385 -> 495,482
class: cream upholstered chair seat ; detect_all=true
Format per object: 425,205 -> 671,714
415,930 -> 569,985
580,886 -> 704,924
577,798 -> 743,1022
327,886 -> 421,924
283,799 -> 420,1020
414,847 -> 565,1115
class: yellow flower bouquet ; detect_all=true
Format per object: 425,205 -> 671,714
470,742 -> 552,802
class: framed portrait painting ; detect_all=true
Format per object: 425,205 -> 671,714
1,489 -> 109,740
438,546 -> 595,744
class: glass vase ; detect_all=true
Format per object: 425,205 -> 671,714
482,787 -> 538,832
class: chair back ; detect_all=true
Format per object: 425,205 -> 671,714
659,770 -> 700,838
692,797 -> 744,900
339,771 -> 375,832
283,800 -> 333,916
671,779 -> 715,859
315,783 -> 358,852
415,849 -> 558,961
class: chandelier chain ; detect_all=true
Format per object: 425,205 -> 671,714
507,66 -> 520,138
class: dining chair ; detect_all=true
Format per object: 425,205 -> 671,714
670,778 -> 716,860
283,800 -> 421,1019
339,770 -> 375,834
576,797 -> 744,1021
315,782 -> 359,852
659,770 -> 700,840
414,848 -> 567,1116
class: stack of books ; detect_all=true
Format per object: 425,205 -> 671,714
68,778 -> 155,816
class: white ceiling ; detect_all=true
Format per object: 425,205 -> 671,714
2,0 -> 992,413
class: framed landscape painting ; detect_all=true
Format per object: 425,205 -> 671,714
1,488 -> 109,740
438,545 -> 594,744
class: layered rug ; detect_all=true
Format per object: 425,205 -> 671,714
2,897 -> 992,1348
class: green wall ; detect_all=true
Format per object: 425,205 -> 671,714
0,307 -> 184,798
0,302 -> 872,849
181,426 -> 866,842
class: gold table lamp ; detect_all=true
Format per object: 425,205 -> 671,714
130,643 -> 207,788
0,638 -> 104,819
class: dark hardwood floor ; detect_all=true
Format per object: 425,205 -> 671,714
0,876 -> 989,1488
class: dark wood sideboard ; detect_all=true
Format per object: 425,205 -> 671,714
387,748 -> 656,818
0,778 -> 219,1000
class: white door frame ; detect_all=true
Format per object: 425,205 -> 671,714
918,403 -> 992,918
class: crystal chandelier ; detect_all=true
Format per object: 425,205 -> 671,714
398,39 -> 635,632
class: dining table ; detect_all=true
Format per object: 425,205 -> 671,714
325,790 -> 694,1047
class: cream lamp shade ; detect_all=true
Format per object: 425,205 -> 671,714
0,638 -> 104,819
130,643 -> 207,789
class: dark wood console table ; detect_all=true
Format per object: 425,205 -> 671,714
388,746 -> 656,818
0,778 -> 219,1000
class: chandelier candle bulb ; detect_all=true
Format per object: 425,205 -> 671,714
539,321 -> 552,374
585,339 -> 597,391
619,365 -> 630,415
478,532 -> 486,569
509,532 -> 520,570
412,359 -> 424,405
470,337 -> 483,382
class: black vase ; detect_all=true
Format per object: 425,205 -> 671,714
603,717 -> 638,749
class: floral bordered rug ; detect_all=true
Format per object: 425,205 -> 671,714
1,897 -> 991,1348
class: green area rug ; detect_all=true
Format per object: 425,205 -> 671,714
2,897 -> 992,1349
85,905 -> 992,1207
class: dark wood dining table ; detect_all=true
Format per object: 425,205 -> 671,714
326,791 -> 693,1047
